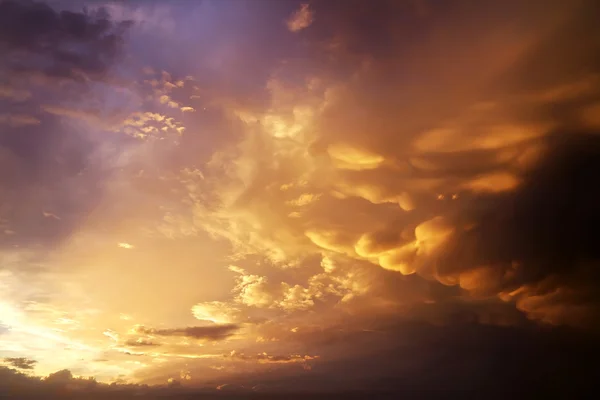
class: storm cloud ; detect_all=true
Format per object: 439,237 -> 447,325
0,0 -> 132,80
1,0 -> 600,396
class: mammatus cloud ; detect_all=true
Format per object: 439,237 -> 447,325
437,133 -> 600,328
154,0 -> 600,335
2,0 -> 600,394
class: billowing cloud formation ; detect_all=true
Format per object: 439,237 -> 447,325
2,0 -> 600,395
164,0 -> 600,332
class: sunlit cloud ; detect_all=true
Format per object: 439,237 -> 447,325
192,302 -> 240,324
103,330 -> 120,342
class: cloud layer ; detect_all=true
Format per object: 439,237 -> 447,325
1,0 -> 599,394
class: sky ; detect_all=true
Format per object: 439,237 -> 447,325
1,0 -> 600,396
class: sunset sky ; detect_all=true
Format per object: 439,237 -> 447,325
1,0 -> 600,395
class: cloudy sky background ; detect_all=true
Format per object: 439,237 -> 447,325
1,0 -> 600,393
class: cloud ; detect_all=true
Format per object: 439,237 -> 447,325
121,110 -> 187,139
133,324 -> 239,340
0,0 -> 132,80
42,211 -> 60,220
241,319 -> 600,393
286,4 -> 314,32
220,256 -> 372,314
0,84 -> 30,101
582,102 -> 600,128
226,350 -> 318,365
0,1 -> 136,255
41,105 -> 102,124
154,0 -> 600,335
191,301 -> 241,324
124,339 -> 159,347
103,330 -> 119,342
0,113 -> 40,127
432,132 -> 600,328
4,357 -> 37,370
234,274 -> 276,308
2,0 -> 600,393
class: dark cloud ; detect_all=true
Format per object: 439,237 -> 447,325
216,320 -> 600,396
0,0 -> 132,80
45,368 -> 73,384
305,0 -> 596,158
427,132 -> 600,328
494,0 -> 600,95
0,0 -> 135,254
134,324 -> 239,340
3,357 -> 37,370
